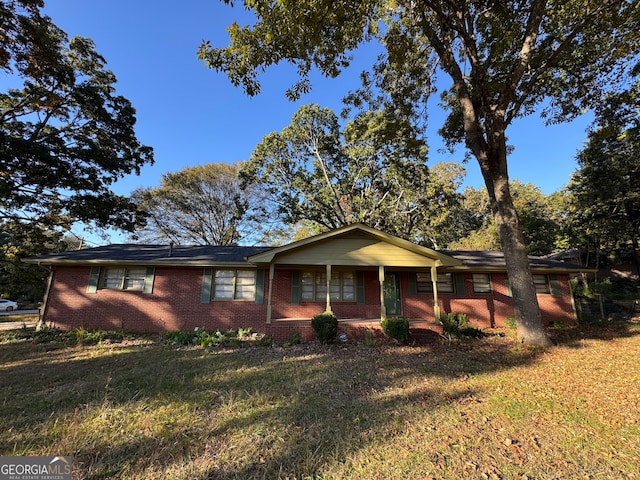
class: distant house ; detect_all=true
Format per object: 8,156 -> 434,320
25,224 -> 588,341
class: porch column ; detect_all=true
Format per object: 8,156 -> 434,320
325,264 -> 332,313
431,265 -> 441,320
266,263 -> 275,324
379,265 -> 386,321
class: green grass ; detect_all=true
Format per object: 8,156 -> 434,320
1,323 -> 639,479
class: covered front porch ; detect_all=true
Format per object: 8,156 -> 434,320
246,224 -> 463,326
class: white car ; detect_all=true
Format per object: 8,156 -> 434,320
0,299 -> 18,311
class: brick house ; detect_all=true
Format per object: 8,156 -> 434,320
26,224 -> 587,341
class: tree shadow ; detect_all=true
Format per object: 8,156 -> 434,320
548,320 -> 640,348
1,321 -> 637,478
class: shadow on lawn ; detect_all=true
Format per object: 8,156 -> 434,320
549,319 -> 640,348
0,321 -> 637,479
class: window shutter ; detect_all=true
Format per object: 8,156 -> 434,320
201,268 -> 213,304
291,270 -> 300,304
454,273 -> 465,297
143,267 -> 155,294
255,269 -> 265,304
86,266 -> 101,294
550,274 -> 562,297
408,272 -> 417,297
356,271 -> 365,305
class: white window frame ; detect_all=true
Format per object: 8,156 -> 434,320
472,273 -> 492,293
301,270 -> 355,302
416,272 -> 454,294
100,267 -> 147,291
213,269 -> 256,301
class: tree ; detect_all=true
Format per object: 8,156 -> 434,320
199,0 -> 639,345
132,163 -> 277,246
450,182 -> 566,255
0,221 -> 76,304
1,0 -> 153,234
242,104 -> 465,246
568,77 -> 640,271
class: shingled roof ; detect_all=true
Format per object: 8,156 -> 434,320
441,250 -> 590,273
25,244 -> 272,266
25,244 -> 589,272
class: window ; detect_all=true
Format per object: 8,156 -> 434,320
100,267 -> 147,291
532,274 -> 551,294
473,273 -> 492,293
213,270 -> 256,300
416,272 -> 454,294
301,271 -> 355,301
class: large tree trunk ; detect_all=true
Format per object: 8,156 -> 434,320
476,129 -> 553,347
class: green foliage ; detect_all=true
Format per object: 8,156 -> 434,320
568,77 -> 640,263
311,312 -> 338,344
283,329 -> 303,347
242,102 -> 466,244
447,182 -> 568,255
439,313 -> 470,336
1,1 -> 153,233
439,313 -> 485,342
164,327 -> 262,348
458,326 -> 485,338
163,330 -> 196,346
202,0 -> 640,347
28,328 -> 125,345
195,329 -> 228,348
505,317 -> 517,330
380,317 -> 410,344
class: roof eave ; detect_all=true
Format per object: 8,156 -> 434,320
23,259 -> 254,268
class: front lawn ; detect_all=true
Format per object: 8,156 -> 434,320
0,323 -> 638,479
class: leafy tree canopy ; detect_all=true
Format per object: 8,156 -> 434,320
568,75 -> 640,264
1,0 -> 153,233
242,103 -> 465,247
450,182 -> 568,255
200,0 -> 639,346
132,162 -> 278,246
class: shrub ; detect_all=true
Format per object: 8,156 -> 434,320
439,313 -> 469,336
458,326 -> 485,338
164,330 -> 196,345
381,317 -> 410,344
311,312 -> 338,343
504,316 -> 517,329
284,329 -> 302,347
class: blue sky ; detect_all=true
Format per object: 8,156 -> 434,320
38,1 -> 593,242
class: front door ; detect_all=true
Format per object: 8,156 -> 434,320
383,273 -> 401,316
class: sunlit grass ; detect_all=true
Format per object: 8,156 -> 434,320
1,323 -> 639,479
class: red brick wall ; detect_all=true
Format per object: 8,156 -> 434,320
268,269 -> 381,320
401,272 -> 576,328
44,266 -> 269,333
43,266 -> 576,339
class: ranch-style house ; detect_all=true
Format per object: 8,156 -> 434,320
26,224 -> 587,341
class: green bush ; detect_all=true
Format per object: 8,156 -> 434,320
458,326 -> 485,338
381,317 -> 410,343
504,316 -> 517,329
164,330 -> 197,345
439,313 -> 485,341
439,313 -> 469,336
283,329 -> 303,347
311,312 -> 338,343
